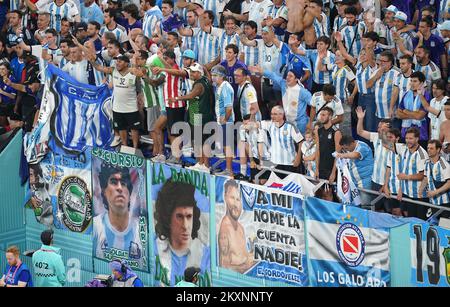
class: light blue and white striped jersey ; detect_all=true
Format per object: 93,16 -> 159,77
215,81 -> 235,123
439,0 -> 450,22
203,0 -> 226,27
424,157 -> 450,205
429,96 -> 449,140
301,141 -> 317,177
266,4 -> 289,41
48,0 -> 79,33
306,50 -> 335,84
346,140 -> 374,189
260,43 -> 279,73
93,213 -> 144,266
239,39 -> 263,67
355,62 -> 375,95
332,65 -> 355,102
386,143 -> 407,194
385,25 -> 395,48
414,59 -> 441,90
394,73 -> 412,104
210,27 -> 240,60
401,145 -> 429,198
193,28 -> 221,65
282,84 -> 311,134
142,6 -> 163,39
310,92 -> 344,122
99,24 -> 128,44
370,133 -> 390,185
340,21 -> 365,58
238,81 -> 261,121
372,68 -> 400,118
260,120 -> 304,166
333,16 -> 345,33
239,127 -> 264,159
392,29 -> 415,59
154,237 -> 210,287
314,12 -> 330,38
10,0 -> 19,10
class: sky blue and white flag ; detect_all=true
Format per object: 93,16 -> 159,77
410,221 -> 450,287
306,197 -> 410,287
151,163 -> 211,286
45,64 -> 113,154
336,158 -> 361,206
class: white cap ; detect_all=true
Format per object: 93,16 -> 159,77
188,62 -> 203,72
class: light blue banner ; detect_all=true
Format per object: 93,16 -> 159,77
410,222 -> 450,287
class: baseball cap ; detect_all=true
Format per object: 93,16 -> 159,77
41,229 -> 54,245
182,49 -> 196,60
188,62 -> 203,73
115,54 -> 130,63
394,11 -> 407,22
184,267 -> 201,282
440,20 -> 450,32
108,0 -> 119,3
383,5 -> 398,14
262,26 -> 270,33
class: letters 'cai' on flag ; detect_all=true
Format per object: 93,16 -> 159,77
336,158 -> 361,206
264,172 -> 318,197
305,197 -> 409,287
45,64 -> 113,153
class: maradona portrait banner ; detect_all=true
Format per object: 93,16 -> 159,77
91,148 -> 148,271
215,176 -> 308,286
410,222 -> 450,287
151,163 -> 211,287
26,145 -> 93,232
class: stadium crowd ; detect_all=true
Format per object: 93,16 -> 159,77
0,0 -> 449,221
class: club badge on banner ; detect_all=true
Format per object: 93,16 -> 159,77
26,146 -> 93,232
306,197 -> 393,287
410,222 -> 450,287
215,176 -> 309,286
91,148 -> 148,271
151,163 -> 211,286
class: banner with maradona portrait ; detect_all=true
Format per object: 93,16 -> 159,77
151,163 -> 211,287
26,144 -> 93,233
215,176 -> 308,286
91,148 -> 148,272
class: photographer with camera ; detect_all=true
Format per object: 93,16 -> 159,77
110,259 -> 143,287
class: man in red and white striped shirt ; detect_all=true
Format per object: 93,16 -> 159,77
161,50 -> 186,165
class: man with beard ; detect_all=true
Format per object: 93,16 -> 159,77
218,179 -> 255,273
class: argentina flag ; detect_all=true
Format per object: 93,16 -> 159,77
306,197 -> 410,287
45,64 -> 113,154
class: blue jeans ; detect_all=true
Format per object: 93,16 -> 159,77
358,93 -> 376,132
